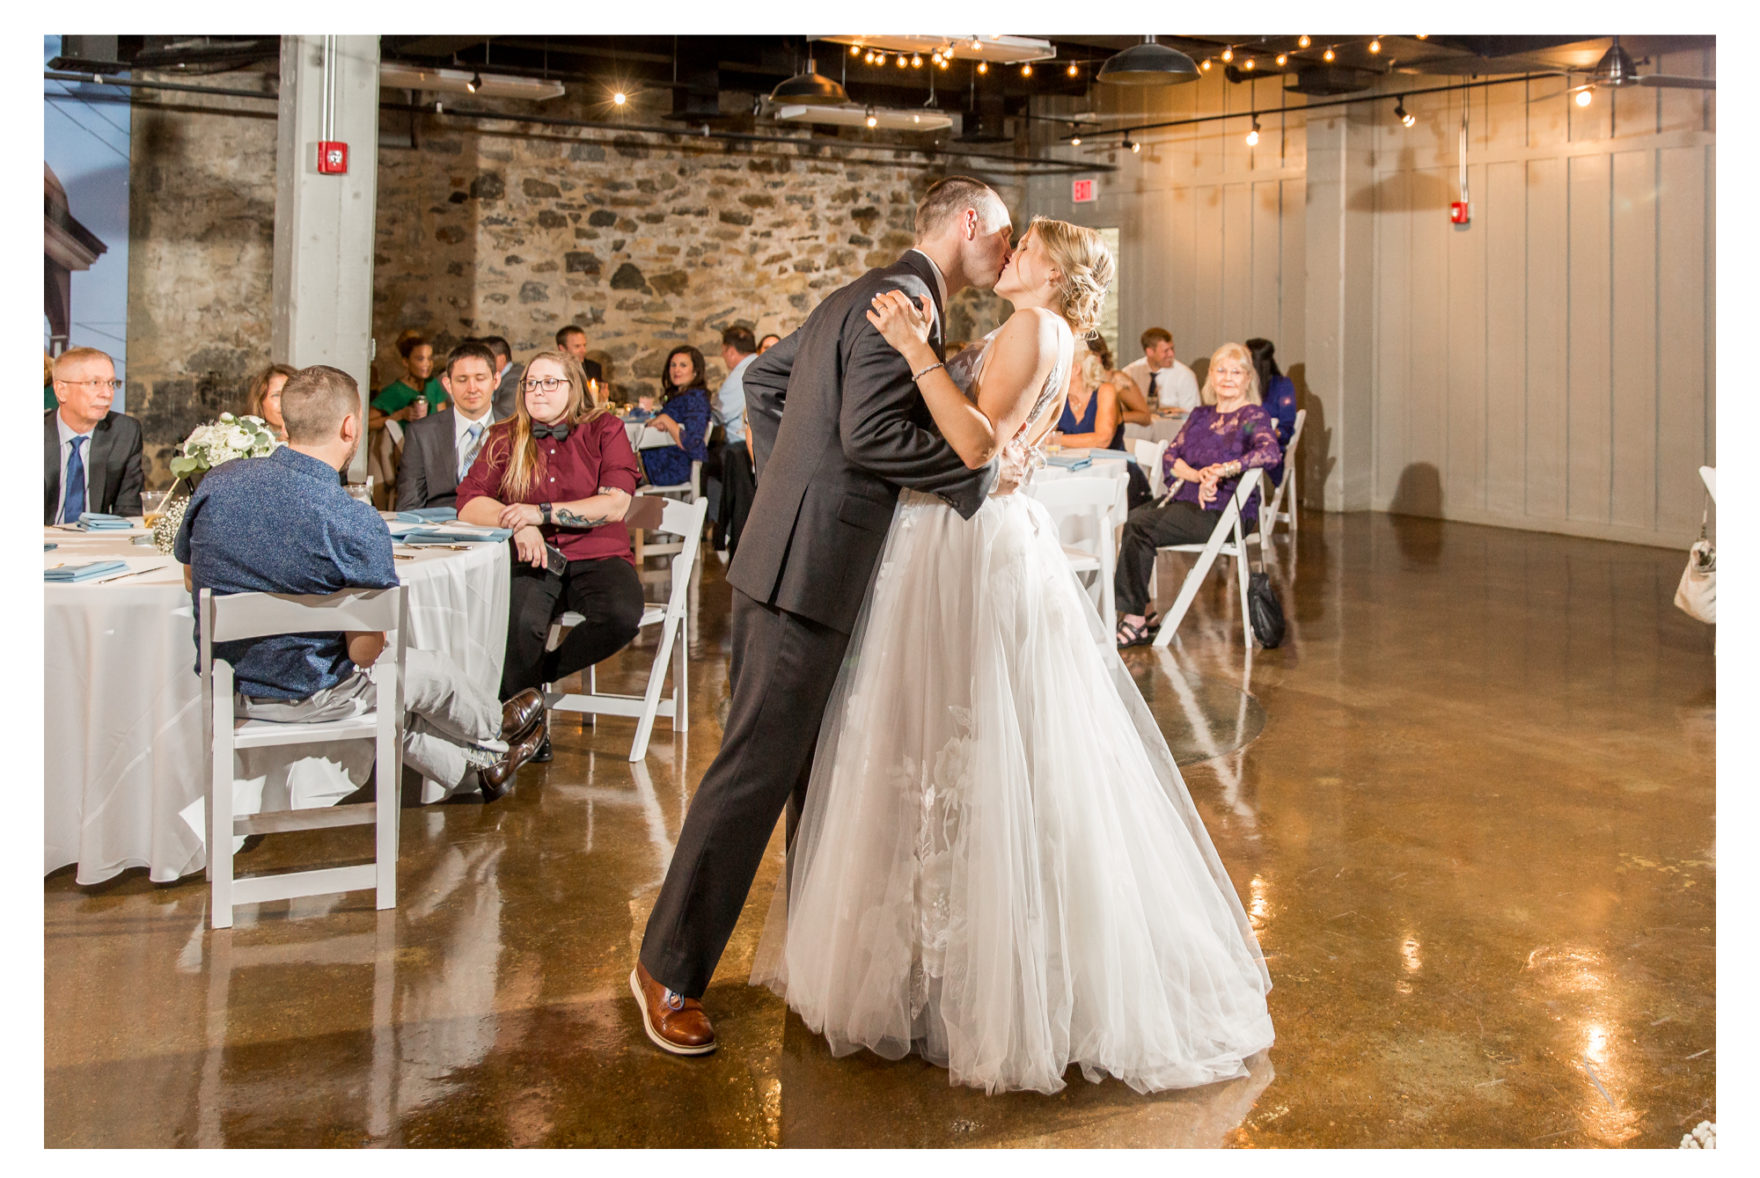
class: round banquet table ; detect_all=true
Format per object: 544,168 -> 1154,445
44,522 -> 509,885
1123,410 -> 1188,447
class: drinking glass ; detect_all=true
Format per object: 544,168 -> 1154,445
141,490 -> 168,526
345,484 -> 373,506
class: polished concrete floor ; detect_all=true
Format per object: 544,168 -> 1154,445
44,510 -> 1716,1147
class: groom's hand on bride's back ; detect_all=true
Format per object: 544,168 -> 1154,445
995,442 -> 1032,496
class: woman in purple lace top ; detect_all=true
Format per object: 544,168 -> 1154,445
1113,342 -> 1283,646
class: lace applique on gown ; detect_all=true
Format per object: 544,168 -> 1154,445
752,323 -> 1273,1095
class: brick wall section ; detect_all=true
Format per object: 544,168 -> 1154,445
123,80 -> 1019,482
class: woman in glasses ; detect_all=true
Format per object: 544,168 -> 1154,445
458,351 -> 646,746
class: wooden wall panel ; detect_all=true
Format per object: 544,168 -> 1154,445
1252,181 -> 1283,342
1222,182 -> 1254,341
1609,149 -> 1659,531
1524,158 -> 1570,522
1192,185 -> 1224,359
1566,152 -> 1613,523
1280,178 -> 1306,362
1375,168 -> 1411,506
1483,160 -> 1529,519
1654,144 -> 1709,537
1404,168 -> 1451,511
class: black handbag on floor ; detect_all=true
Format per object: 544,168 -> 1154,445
1230,480 -> 1285,648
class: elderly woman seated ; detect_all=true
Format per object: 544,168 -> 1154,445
1113,342 -> 1283,647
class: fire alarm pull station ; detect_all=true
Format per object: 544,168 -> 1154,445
1450,201 -> 1470,225
318,141 -> 349,175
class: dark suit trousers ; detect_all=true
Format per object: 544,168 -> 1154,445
711,444 -> 756,553
639,588 -> 850,998
499,556 -> 645,700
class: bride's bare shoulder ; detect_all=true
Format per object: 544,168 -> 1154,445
999,306 -> 1066,351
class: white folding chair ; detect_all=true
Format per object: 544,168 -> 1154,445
1253,409 -> 1305,542
1151,469 -> 1263,649
1132,438 -> 1171,499
1031,476 -> 1120,635
638,417 -> 711,559
543,495 -> 710,761
200,586 -> 407,930
1700,465 -> 1716,503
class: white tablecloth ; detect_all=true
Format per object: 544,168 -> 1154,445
44,525 -> 509,884
1123,412 -> 1188,446
622,418 -> 675,450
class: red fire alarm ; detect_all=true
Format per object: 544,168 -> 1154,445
318,141 -> 349,175
1450,200 -> 1470,225
1072,178 -> 1096,203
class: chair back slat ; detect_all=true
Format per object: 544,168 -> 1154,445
203,586 -> 404,644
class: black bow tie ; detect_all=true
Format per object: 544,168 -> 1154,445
532,421 -> 570,441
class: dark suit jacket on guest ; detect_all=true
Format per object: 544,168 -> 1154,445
397,407 -> 496,511
43,408 -> 144,524
727,251 -> 993,634
491,365 -> 521,422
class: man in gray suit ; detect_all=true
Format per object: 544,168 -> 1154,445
45,347 -> 143,524
395,341 -> 499,511
633,177 -> 1017,1054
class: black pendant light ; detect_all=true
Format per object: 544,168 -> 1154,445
770,41 -> 849,105
1097,35 -> 1200,85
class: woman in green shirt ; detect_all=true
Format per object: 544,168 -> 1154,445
370,333 -> 448,427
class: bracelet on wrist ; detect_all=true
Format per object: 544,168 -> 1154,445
911,360 -> 945,382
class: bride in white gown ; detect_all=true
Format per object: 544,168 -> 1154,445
751,217 -> 1273,1095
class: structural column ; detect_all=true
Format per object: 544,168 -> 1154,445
272,35 -> 380,482
1302,104 -> 1377,512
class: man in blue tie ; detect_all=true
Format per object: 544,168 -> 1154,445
395,342 -> 499,511
44,347 -> 143,524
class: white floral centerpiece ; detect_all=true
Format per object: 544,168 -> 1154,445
152,413 -> 282,552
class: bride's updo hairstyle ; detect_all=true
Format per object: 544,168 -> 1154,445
1030,216 -> 1116,338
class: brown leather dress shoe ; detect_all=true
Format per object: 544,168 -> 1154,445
500,688 -> 545,741
630,961 -> 716,1055
479,713 -> 547,801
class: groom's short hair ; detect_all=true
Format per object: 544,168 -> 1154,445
915,176 -> 1003,238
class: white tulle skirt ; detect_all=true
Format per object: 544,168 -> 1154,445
751,488 -> 1275,1095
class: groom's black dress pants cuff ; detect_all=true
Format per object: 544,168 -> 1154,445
639,588 -> 851,998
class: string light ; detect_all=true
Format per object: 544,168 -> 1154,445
971,37 -> 982,50
1067,62 -> 1079,77
1368,39 -> 1382,54
850,44 -> 861,56
1576,88 -> 1593,107
1244,57 -> 1256,71
1245,115 -> 1260,146
1201,58 -> 1212,72
977,60 -> 988,74
1298,35 -> 1311,49
1221,47 -> 1234,63
1276,53 -> 1288,67
1323,46 -> 1336,62
1021,62 -> 1032,77
1070,135 -> 1081,146
938,56 -> 950,70
864,50 -> 875,64
932,51 -> 942,65
896,53 -> 908,69
865,107 -> 877,128
912,53 -> 923,67
1415,34 -> 1428,40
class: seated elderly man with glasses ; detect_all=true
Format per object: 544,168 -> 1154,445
44,347 -> 143,524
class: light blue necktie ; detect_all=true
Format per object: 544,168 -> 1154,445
458,422 -> 484,482
63,436 -> 89,523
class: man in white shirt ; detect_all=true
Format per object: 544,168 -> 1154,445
707,325 -> 759,559
395,342 -> 498,511
1122,327 -> 1201,412
44,346 -> 143,524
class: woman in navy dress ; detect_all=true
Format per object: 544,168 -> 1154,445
1245,338 -> 1297,487
640,346 -> 712,488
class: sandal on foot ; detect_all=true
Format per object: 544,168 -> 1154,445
1116,616 -> 1155,648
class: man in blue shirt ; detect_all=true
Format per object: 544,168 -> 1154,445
176,365 -> 546,801
707,325 -> 758,560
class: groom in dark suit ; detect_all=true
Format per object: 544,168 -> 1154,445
44,347 -> 143,524
633,177 -> 1017,1053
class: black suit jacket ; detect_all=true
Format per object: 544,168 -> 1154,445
727,251 -> 994,633
491,365 -> 521,422
396,407 -> 492,511
44,408 -> 144,523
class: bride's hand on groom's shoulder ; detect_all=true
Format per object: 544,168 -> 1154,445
865,289 -> 935,361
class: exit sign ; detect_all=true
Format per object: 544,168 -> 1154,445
1072,178 -> 1096,203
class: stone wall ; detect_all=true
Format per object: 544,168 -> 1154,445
371,106 -> 1020,399
123,78 -> 1020,483
124,74 -> 278,487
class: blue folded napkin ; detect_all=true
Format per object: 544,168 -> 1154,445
402,528 -> 514,544
76,513 -> 134,531
397,508 -> 458,523
44,543 -> 57,551
45,560 -> 129,582
1044,453 -> 1093,471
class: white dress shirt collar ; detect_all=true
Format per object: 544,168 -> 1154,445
908,249 -> 949,310
453,405 -> 492,448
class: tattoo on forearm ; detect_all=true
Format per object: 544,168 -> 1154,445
554,507 -> 608,529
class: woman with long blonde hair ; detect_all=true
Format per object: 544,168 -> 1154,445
752,216 -> 1275,1096
458,350 -> 646,727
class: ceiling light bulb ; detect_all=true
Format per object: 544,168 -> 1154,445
1130,139 -> 1140,153
938,57 -> 950,70
1402,111 -> 1415,127
1021,63 -> 1032,77
851,44 -> 861,56
1201,58 -> 1212,71
1323,47 -> 1336,62
1369,39 -> 1382,54
1067,62 -> 1078,76
972,37 -> 982,50
1246,118 -> 1260,147
1298,35 -> 1311,49
1070,136 -> 1081,146
865,108 -> 877,128
466,71 -> 481,93
1576,88 -> 1593,107
1244,58 -> 1256,70
1221,47 -> 1233,63
864,51 -> 874,64
912,54 -> 923,67
1416,34 -> 1428,40
1395,99 -> 1413,126
932,51 -> 942,63
1276,53 -> 1288,67
897,54 -> 908,69
612,90 -> 627,106
977,61 -> 988,74
912,113 -> 921,123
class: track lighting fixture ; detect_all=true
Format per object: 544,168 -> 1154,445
1394,97 -> 1413,126
466,71 -> 481,93
865,107 -> 877,128
1070,136 -> 1081,146
1129,136 -> 1140,154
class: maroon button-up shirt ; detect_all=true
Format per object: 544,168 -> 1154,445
456,413 -> 642,565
